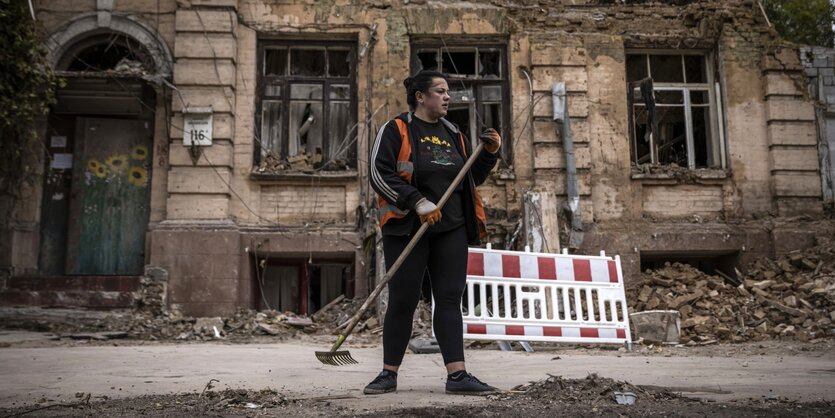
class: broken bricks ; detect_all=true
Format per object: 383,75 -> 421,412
627,238 -> 834,343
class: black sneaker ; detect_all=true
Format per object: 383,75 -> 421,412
445,372 -> 498,396
363,370 -> 397,395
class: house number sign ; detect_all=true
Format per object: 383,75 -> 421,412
183,107 -> 213,146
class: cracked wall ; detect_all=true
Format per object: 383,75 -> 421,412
19,0 -> 829,315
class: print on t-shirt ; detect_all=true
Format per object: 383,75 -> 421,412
419,135 -> 454,166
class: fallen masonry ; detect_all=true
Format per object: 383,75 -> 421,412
627,237 -> 835,343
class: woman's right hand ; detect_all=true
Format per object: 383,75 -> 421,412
415,198 -> 442,225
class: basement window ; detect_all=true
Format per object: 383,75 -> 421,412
256,41 -> 357,172
640,251 -> 740,280
411,42 -> 511,165
627,53 -> 725,170
257,259 -> 350,315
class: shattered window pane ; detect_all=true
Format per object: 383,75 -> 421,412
329,85 -> 350,100
290,48 -> 326,76
478,49 -> 501,78
446,102 -> 473,145
655,106 -> 687,166
265,48 -> 288,76
417,50 -> 439,71
481,85 -> 502,102
65,36 -> 153,72
684,55 -> 706,84
289,102 -> 323,157
656,90 -> 683,105
449,87 -> 473,104
626,55 -> 648,82
443,49 -> 476,77
290,84 -> 323,100
691,106 -> 713,167
482,102 -> 502,148
632,104 -> 651,164
690,90 -> 709,105
264,84 -> 281,97
328,48 -> 351,77
328,101 -> 351,164
649,55 -> 684,83
261,100 -> 282,157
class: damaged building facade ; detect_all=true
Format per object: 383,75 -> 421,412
1,0 -> 832,316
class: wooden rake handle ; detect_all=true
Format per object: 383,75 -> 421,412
328,142 -> 487,353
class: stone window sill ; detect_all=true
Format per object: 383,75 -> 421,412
631,168 -> 730,184
250,170 -> 358,184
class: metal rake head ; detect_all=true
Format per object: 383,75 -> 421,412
315,350 -> 358,366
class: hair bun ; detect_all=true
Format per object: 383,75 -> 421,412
403,77 -> 413,89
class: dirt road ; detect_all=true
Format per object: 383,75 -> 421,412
1,333 -> 834,416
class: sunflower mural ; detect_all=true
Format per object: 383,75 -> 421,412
131,145 -> 149,161
86,159 -> 108,178
106,154 -> 129,173
128,166 -> 148,187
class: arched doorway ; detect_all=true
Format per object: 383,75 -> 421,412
38,18 -> 170,277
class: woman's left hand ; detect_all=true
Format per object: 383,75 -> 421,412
479,129 -> 501,154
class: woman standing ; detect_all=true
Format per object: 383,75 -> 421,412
366,70 -> 501,395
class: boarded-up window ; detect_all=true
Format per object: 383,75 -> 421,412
627,53 -> 723,169
257,42 -> 357,170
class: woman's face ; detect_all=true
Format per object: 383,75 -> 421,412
417,78 -> 450,119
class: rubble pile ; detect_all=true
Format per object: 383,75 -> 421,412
255,151 -> 350,173
3,295 -> 385,342
499,373 -> 679,406
628,238 -> 835,343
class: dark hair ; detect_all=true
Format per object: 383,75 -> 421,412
403,70 -> 447,110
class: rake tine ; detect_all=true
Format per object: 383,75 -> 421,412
316,350 -> 357,366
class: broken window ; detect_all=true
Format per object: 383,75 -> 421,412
257,42 -> 357,171
58,33 -> 155,73
411,43 -> 511,164
257,259 -> 350,315
627,53 -> 724,169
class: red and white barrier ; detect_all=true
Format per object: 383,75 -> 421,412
459,246 -> 632,346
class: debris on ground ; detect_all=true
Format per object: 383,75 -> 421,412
627,237 -> 835,343
0,295 -> 382,343
500,373 -> 679,406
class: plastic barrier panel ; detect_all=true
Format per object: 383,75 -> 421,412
460,247 -> 632,345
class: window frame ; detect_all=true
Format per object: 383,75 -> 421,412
255,39 -> 358,170
409,40 -> 512,165
626,50 -> 726,170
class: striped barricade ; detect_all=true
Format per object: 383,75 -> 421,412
459,246 -> 632,346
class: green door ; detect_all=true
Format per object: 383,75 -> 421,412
65,117 -> 152,275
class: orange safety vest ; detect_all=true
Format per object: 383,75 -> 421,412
377,118 -> 488,240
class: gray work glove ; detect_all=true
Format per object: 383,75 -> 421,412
415,198 -> 442,225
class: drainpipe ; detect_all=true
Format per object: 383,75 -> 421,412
552,82 -> 583,249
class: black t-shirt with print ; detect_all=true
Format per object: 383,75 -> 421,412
411,116 -> 465,232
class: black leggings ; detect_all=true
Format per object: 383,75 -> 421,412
382,225 -> 468,366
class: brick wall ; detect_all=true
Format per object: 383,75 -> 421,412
259,186 -> 347,223
642,185 -> 724,217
